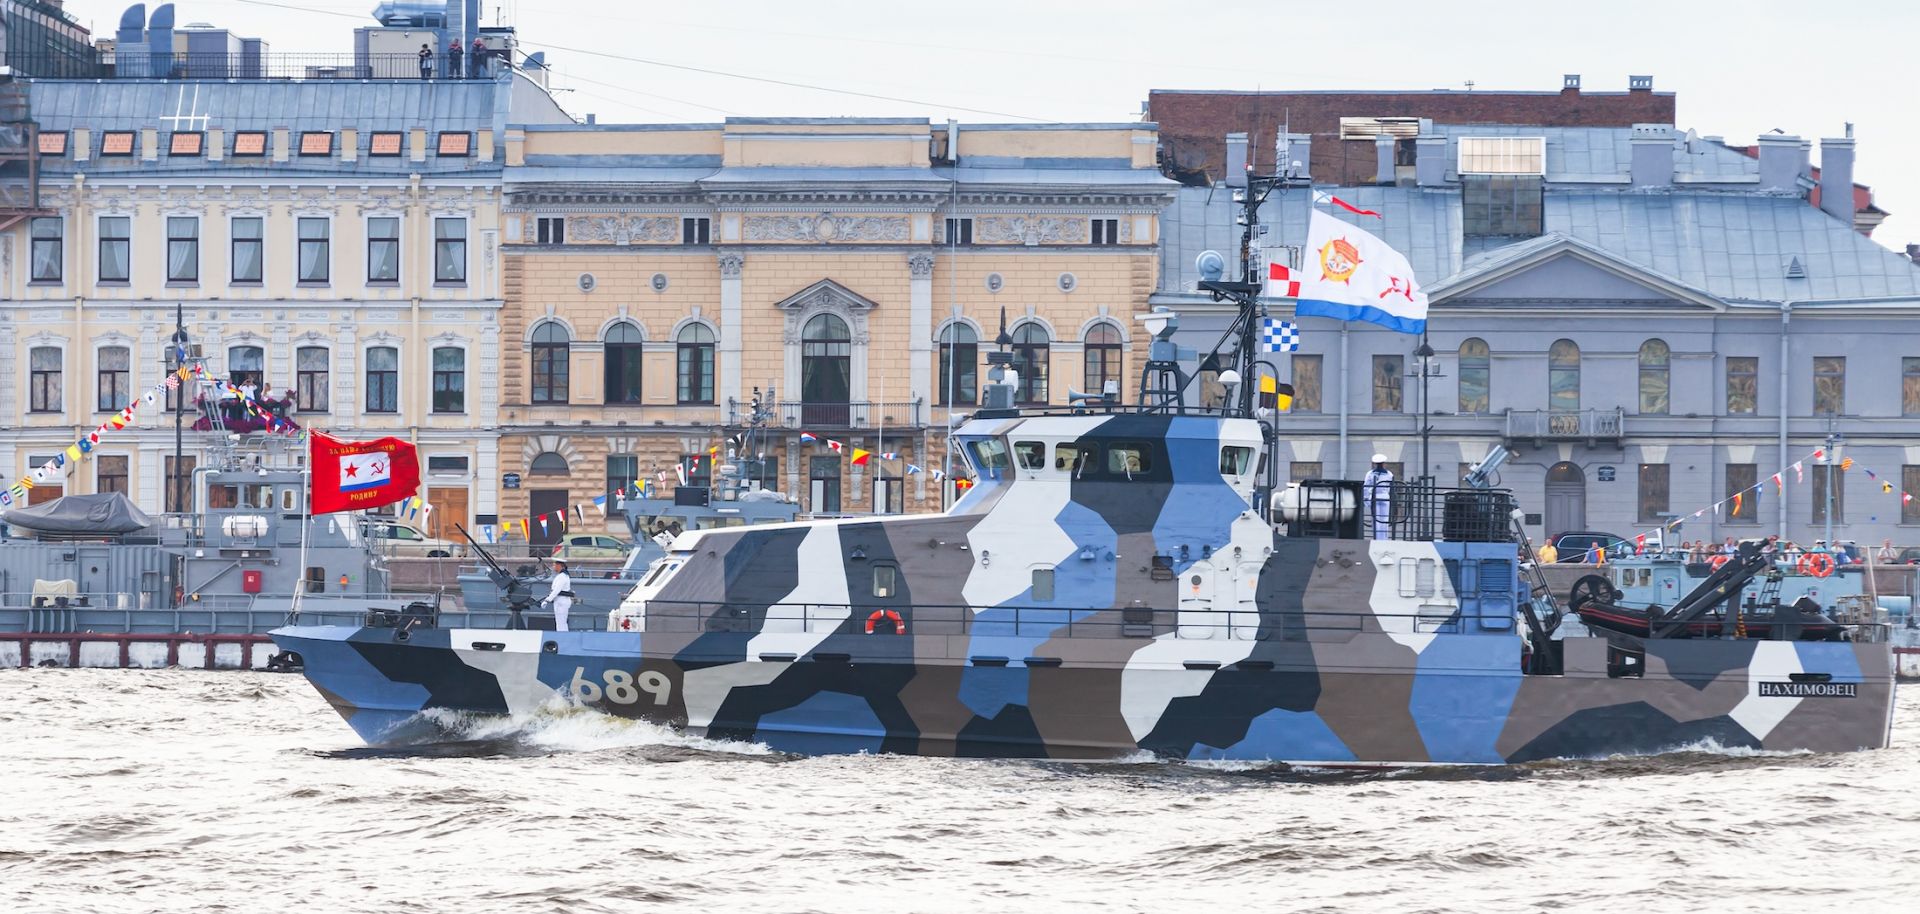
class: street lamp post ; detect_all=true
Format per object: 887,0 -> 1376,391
168,303 -> 189,515
1413,334 -> 1435,485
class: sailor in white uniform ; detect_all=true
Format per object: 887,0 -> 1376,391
542,559 -> 574,632
1363,454 -> 1394,540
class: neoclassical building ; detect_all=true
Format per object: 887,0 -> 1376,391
496,118 -> 1175,538
0,72 -> 570,529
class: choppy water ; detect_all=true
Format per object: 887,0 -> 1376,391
1,670 -> 1916,913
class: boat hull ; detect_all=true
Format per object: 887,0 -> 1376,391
271,625 -> 1896,763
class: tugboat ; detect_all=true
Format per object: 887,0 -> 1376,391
272,200 -> 1897,764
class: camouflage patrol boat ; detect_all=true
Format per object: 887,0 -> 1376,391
272,194 -> 1897,763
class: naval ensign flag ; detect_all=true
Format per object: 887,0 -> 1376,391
1272,209 -> 1429,335
310,432 -> 421,515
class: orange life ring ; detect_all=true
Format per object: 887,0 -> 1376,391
1799,552 -> 1835,578
1709,555 -> 1730,570
864,609 -> 905,635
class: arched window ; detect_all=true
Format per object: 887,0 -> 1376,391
1011,322 -> 1050,405
531,321 -> 570,404
530,452 -> 569,475
1082,322 -> 1123,401
603,322 -> 643,405
1457,338 -> 1489,414
676,323 -> 714,404
937,323 -> 978,406
801,313 -> 852,425
1548,339 -> 1580,411
1638,339 -> 1670,415
97,345 -> 130,412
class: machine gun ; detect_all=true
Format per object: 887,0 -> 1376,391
455,523 -> 539,629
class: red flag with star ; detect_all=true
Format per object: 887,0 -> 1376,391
309,432 -> 421,514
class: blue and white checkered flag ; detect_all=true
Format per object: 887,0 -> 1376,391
1258,317 -> 1301,352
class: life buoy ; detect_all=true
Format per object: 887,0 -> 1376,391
1799,552 -> 1835,578
1709,554 -> 1730,570
864,609 -> 905,635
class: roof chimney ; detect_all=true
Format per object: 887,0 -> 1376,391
1414,134 -> 1446,187
1562,74 -> 1581,96
1375,134 -> 1395,185
1755,133 -> 1802,192
1629,124 -> 1673,188
1280,132 -> 1311,181
1628,75 -> 1654,92
1224,132 -> 1248,187
1818,135 -> 1855,222
1905,244 -> 1919,264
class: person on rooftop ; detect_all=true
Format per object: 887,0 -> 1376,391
418,43 -> 433,80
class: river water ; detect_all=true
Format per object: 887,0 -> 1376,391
1,669 -> 1915,914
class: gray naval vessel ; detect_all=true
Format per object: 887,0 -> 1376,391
273,340 -> 1897,762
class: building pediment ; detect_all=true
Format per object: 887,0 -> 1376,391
773,278 -> 880,313
1429,233 -> 1726,311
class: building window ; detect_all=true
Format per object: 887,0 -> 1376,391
1726,356 -> 1758,415
296,347 -> 330,412
1904,358 -> 1920,417
231,131 -> 267,156
436,132 -> 471,157
1905,467 -> 1920,525
166,456 -> 196,513
1457,338 -> 1489,414
1811,464 -> 1845,525
29,347 -> 61,412
1637,464 -> 1669,523
1290,461 -> 1323,483
432,347 -> 465,413
168,132 -> 203,156
231,217 -> 264,283
367,216 -> 400,283
607,455 -> 639,497
298,132 -> 334,156
530,452 -> 569,475
96,455 -> 129,495
1462,175 -> 1544,237
537,217 -> 565,244
944,217 -> 973,245
96,346 -> 129,411
98,216 -> 130,283
1724,463 -> 1759,524
434,217 -> 467,283
603,322 -> 644,404
1091,218 -> 1119,245
1011,323 -> 1050,405
38,131 -> 68,156
1457,136 -> 1546,174
531,322 -> 571,404
166,216 -> 199,283
801,314 -> 852,424
810,456 -> 842,513
1638,339 -> 1670,415
1292,354 -> 1322,412
29,217 -> 62,283
676,323 -> 715,404
937,323 -> 978,405
228,345 -> 264,386
368,132 -> 403,156
1549,339 -> 1581,411
297,217 -> 330,284
100,131 -> 135,156
681,217 -> 710,245
1083,323 -> 1123,399
365,346 -> 399,413
1372,354 -> 1403,412
1813,356 -> 1845,416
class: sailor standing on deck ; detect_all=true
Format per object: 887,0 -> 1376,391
542,559 -> 574,632
1363,454 -> 1394,540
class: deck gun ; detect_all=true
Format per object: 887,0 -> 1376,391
455,523 -> 538,628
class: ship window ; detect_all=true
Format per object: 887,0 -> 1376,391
1056,442 -> 1095,475
1013,441 -> 1046,470
1031,567 -> 1055,602
1107,444 -> 1151,477
968,438 -> 1010,475
872,564 -> 897,598
1220,446 -> 1254,475
282,489 -> 297,511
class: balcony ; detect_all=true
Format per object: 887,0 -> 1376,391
727,399 -> 925,430
1504,407 -> 1624,444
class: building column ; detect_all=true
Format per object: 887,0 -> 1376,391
718,253 -> 744,409
908,252 -> 934,408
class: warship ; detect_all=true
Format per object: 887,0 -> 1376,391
272,182 -> 1897,764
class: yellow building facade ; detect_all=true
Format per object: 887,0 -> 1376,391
496,118 -> 1175,542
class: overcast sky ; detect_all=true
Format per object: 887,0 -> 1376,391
60,0 -> 1919,250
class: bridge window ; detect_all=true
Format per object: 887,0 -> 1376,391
1014,441 -> 1046,470
1220,446 -> 1254,475
1108,443 -> 1151,477
967,438 -> 1010,475
872,564 -> 897,598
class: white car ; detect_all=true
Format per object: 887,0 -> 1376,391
363,519 -> 467,558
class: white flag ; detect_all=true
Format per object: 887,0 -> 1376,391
1286,210 -> 1428,334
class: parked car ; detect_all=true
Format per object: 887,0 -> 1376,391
1897,547 -> 1920,565
1545,531 -> 1628,562
553,533 -> 633,560
362,519 -> 467,558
